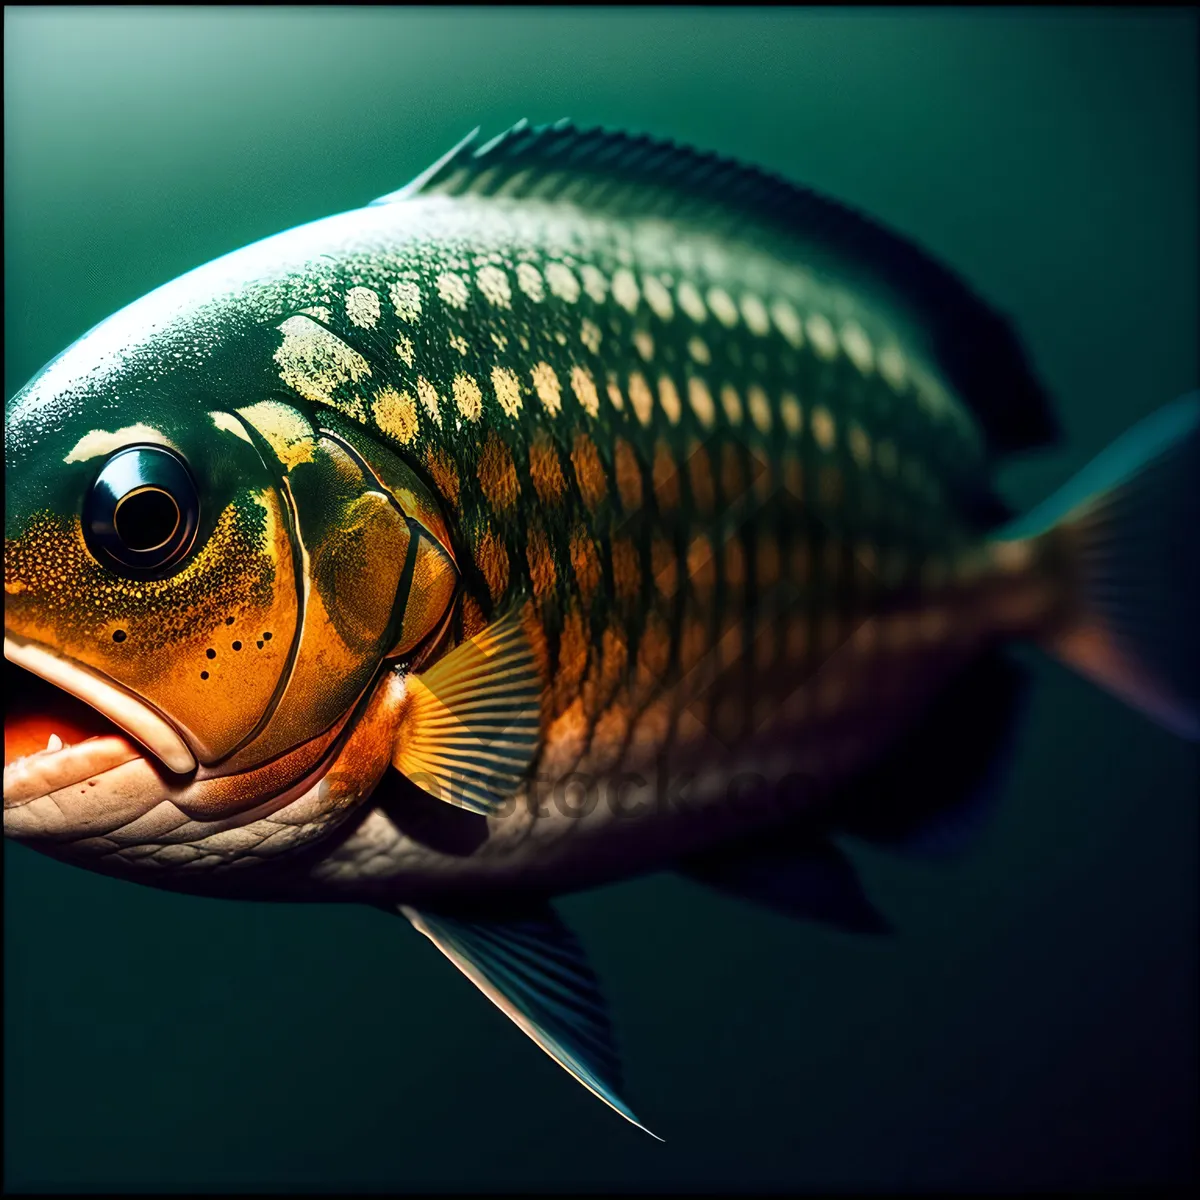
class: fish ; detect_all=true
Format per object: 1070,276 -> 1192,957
4,119 -> 1197,1138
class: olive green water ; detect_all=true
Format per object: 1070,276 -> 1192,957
4,8 -> 1197,1191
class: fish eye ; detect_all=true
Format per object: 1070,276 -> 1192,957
83,445 -> 200,576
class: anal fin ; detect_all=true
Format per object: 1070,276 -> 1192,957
399,902 -> 660,1139
678,833 -> 890,934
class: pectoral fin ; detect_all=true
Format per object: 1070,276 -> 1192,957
399,902 -> 660,1139
391,607 -> 542,816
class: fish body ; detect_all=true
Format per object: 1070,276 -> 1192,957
5,121 -> 1197,1133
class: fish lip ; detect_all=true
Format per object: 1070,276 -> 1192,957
3,735 -> 142,809
3,633 -> 198,777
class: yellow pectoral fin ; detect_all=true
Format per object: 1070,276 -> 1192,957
391,607 -> 542,815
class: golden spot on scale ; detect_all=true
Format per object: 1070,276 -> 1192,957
747,384 -> 772,434
571,434 -> 608,512
453,373 -> 482,422
634,329 -> 655,362
642,276 -> 674,321
706,287 -> 739,328
740,294 -> 771,337
677,280 -> 707,323
394,334 -> 415,366
460,593 -> 487,640
811,405 -> 836,451
780,392 -> 803,436
425,447 -> 460,508
345,286 -> 380,329
571,365 -> 600,418
652,440 -> 681,510
532,361 -> 562,416
720,383 -> 743,426
628,372 -> 655,427
448,333 -> 469,357
416,376 -> 442,427
848,422 -> 872,468
688,377 -> 716,429
474,525 -> 510,602
878,343 -> 907,391
840,321 -> 874,373
658,375 -> 682,425
716,619 -> 743,673
606,375 -> 625,413
526,525 -> 557,600
687,534 -> 716,593
770,299 -> 804,348
687,336 -> 711,365
545,261 -> 580,303
436,271 -> 470,310
614,438 -> 644,512
580,263 -> 608,304
475,265 -> 511,308
517,262 -> 545,302
569,525 -> 603,607
651,536 -> 678,599
490,331 -> 509,352
687,441 -> 716,513
529,434 -> 567,505
371,387 -> 419,445
490,366 -> 522,419
388,280 -> 421,323
805,312 -> 838,360
478,431 -> 520,512
612,268 -> 640,314
580,318 -> 603,354
610,536 -> 642,602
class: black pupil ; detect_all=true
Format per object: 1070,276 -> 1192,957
115,488 -> 179,551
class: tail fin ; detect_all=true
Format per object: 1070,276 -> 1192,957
1001,393 -> 1200,741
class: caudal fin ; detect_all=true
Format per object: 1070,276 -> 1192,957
1002,393 -> 1200,741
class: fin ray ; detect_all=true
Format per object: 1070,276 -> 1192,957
399,903 -> 660,1139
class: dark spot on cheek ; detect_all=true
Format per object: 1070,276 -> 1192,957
232,641 -> 242,651
200,670 -> 209,680
88,781 -> 96,787
263,631 -> 272,640
257,640 -> 264,649
225,616 -> 235,626
206,648 -> 216,659
112,630 -> 127,643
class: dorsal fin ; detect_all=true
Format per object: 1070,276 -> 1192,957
373,119 -> 1058,458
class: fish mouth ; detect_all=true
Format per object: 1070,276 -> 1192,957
3,635 -> 197,809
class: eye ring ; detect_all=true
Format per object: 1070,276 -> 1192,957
83,445 -> 200,577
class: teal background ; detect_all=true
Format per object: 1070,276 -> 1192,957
4,7 -> 1197,1191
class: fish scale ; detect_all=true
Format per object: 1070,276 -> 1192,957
288,196 -> 995,783
8,120 -> 1192,1137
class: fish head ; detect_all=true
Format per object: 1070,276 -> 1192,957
3,236 -> 460,879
